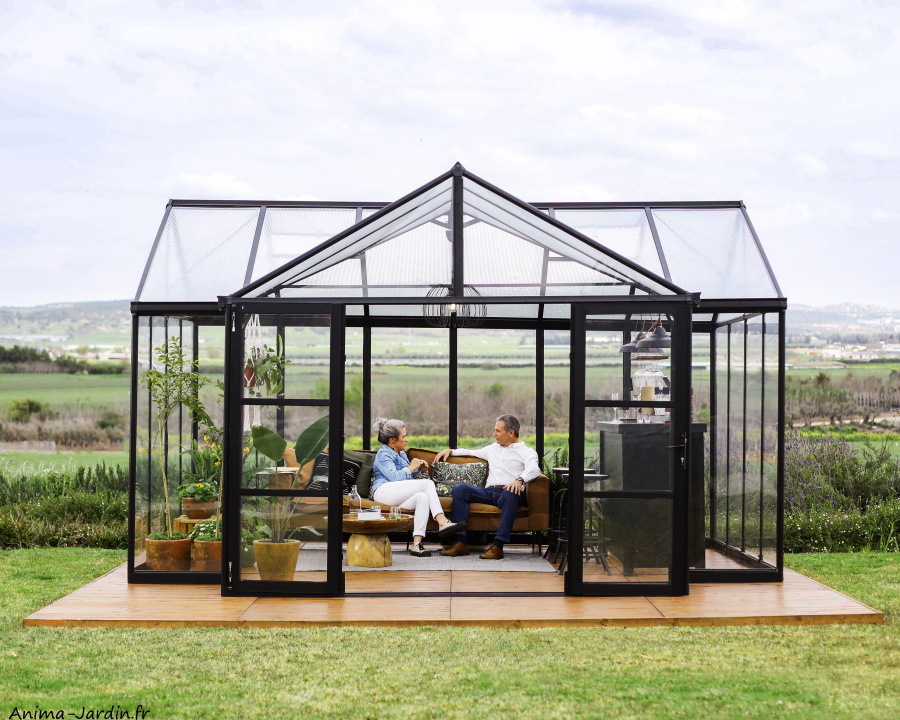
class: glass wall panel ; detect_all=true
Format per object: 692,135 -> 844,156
582,498 -> 672,582
133,316 -> 215,573
458,329 -> 536,446
369,326 -> 449,447
744,318 -> 764,559
727,322 -> 745,550
713,325 -> 729,546
691,330 -> 712,570
762,313 -> 781,567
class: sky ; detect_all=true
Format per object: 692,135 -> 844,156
1,0 -> 898,309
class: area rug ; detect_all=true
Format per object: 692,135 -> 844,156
295,548 -> 556,572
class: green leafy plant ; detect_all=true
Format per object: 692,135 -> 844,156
245,340 -> 290,398
139,337 -> 212,538
250,415 -> 330,543
176,481 -> 218,502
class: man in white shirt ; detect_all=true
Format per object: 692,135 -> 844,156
435,414 -> 541,560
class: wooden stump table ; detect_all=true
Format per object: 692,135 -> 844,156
342,514 -> 413,568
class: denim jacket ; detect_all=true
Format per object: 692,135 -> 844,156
370,444 -> 413,498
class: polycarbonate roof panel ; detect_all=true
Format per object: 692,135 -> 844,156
137,206 -> 260,302
552,209 -> 665,279
253,207 -> 359,284
462,177 -> 676,296
136,166 -> 782,305
651,209 -> 779,298
245,177 -> 452,298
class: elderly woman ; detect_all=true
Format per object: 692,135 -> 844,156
370,418 -> 465,557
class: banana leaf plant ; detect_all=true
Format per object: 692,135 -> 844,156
250,415 -> 330,543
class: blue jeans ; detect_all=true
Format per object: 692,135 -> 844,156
450,484 -> 524,546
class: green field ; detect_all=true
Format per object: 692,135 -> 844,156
0,451 -> 129,470
0,373 -> 130,409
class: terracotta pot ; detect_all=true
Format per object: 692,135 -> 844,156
191,539 -> 222,572
253,539 -> 301,581
243,363 -> 258,388
145,537 -> 191,571
182,498 -> 217,519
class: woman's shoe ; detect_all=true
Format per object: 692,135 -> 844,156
410,542 -> 432,557
438,520 -> 467,538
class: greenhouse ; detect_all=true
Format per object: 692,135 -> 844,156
129,163 -> 786,598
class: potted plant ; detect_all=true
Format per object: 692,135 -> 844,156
244,340 -> 290,397
177,480 -> 218,519
250,415 -> 329,581
189,519 -> 222,572
140,337 -> 212,571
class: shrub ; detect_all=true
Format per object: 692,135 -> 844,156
7,398 -> 45,423
785,500 -> 900,553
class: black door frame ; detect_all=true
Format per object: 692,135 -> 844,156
222,301 -> 345,597
566,299 -> 693,597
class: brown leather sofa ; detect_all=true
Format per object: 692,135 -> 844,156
282,446 -> 550,546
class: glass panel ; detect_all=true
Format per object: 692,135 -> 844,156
464,178 -> 676,296
253,208 -> 359,283
596,415 -> 673,493
727,322 -> 745,550
744,318 -> 764,559
713,325 -> 729,546
242,314 -> 331,402
582,498 -> 672,582
133,316 -> 152,562
239,493 -> 328,582
369,326 -> 449,446
138,207 -> 260,302
456,329 -> 536,446
762,314 -> 781,567
554,209 -> 665,279
246,178 -> 452,298
134,317 -> 214,572
691,330 -> 712,570
652,209 -> 779,299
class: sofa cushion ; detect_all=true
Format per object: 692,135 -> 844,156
432,460 -> 488,496
342,449 -> 376,497
308,452 -> 362,495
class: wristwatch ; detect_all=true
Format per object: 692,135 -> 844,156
516,476 -> 525,484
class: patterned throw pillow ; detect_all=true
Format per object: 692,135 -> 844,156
432,461 -> 488,497
308,453 -> 362,495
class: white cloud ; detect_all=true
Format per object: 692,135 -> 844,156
0,0 -> 899,307
792,153 -> 828,177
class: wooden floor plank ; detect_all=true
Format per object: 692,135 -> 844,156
23,562 -> 883,629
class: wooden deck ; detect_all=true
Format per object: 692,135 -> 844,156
25,549 -> 883,628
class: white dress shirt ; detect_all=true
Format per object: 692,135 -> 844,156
451,441 -> 541,488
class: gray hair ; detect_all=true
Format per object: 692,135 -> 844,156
373,417 -> 405,445
496,414 -> 520,437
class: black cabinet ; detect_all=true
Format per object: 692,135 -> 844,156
596,422 -> 706,573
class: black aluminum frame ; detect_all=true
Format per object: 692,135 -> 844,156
567,299 -> 694,597
127,166 -> 787,595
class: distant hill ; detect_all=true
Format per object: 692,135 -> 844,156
1,299 -> 897,352
786,303 -> 900,340
0,300 -> 132,350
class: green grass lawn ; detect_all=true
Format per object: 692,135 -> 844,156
0,549 -> 898,719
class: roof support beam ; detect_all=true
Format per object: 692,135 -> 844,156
452,164 -> 464,296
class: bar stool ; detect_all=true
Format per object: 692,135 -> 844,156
543,487 -> 569,574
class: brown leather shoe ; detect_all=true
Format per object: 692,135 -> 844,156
479,544 -> 504,560
440,541 -> 470,557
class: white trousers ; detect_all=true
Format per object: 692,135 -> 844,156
372,479 -> 444,538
